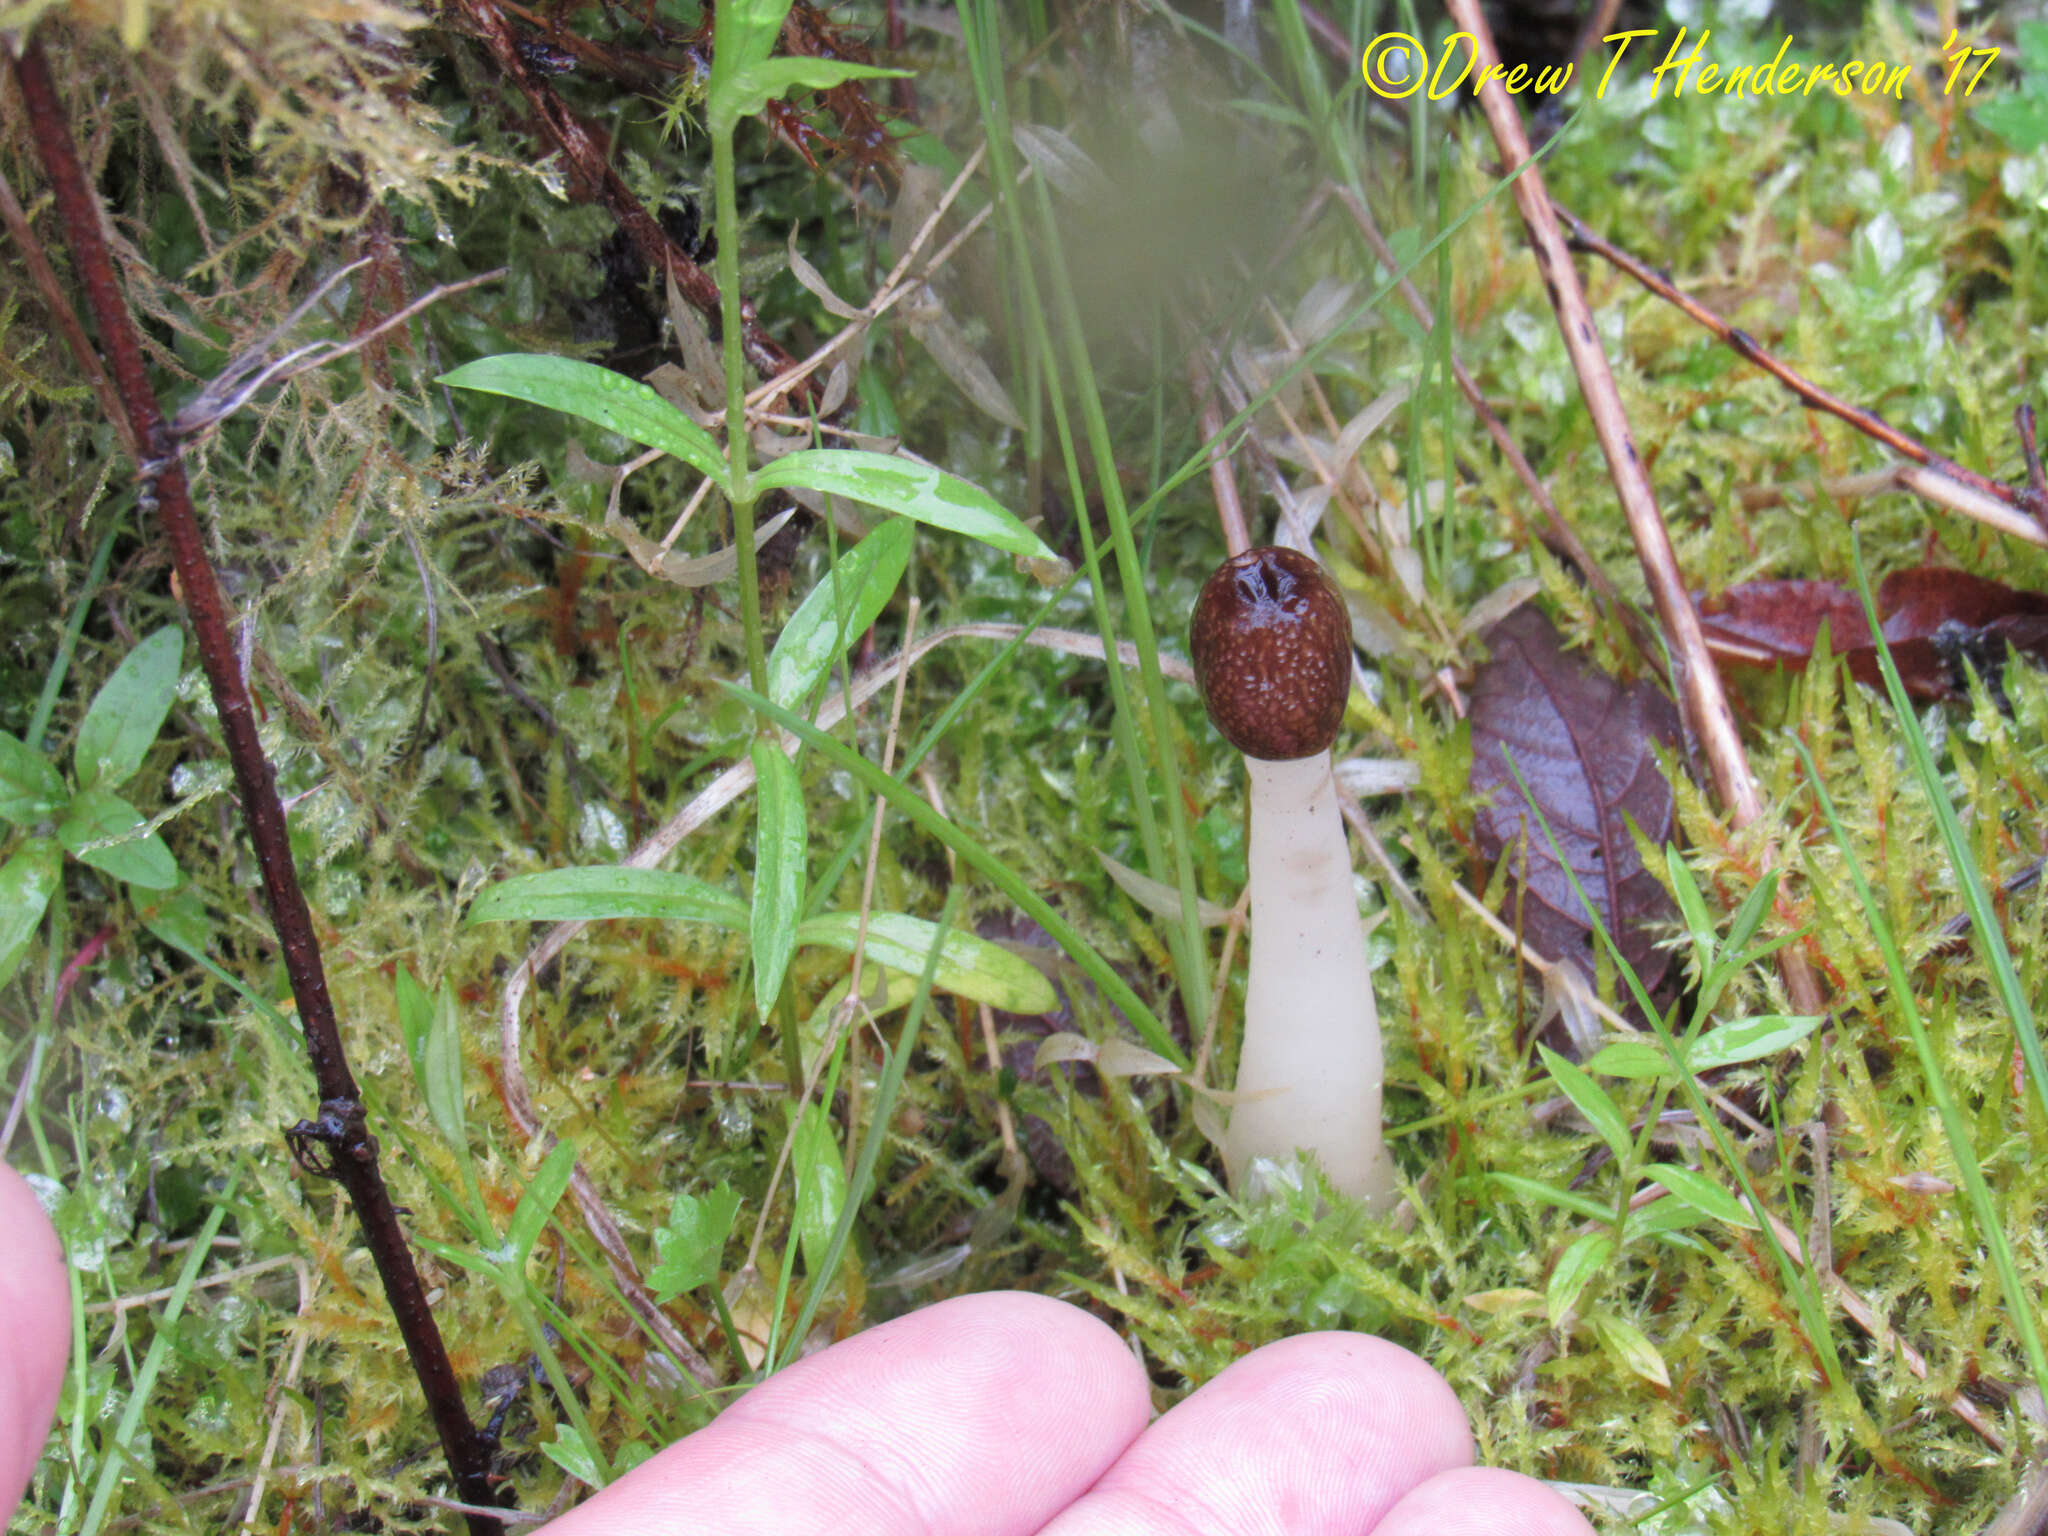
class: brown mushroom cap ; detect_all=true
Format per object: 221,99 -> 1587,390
1190,546 -> 1353,760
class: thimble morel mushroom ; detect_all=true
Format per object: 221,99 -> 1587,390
1187,545 -> 1393,1209
1190,546 -> 1353,762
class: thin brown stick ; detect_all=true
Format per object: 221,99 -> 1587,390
5,36 -> 504,1533
1440,0 -> 1825,1020
1566,0 -> 1628,74
1553,197 -> 2048,544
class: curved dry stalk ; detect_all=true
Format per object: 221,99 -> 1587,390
494,622 -> 1192,1374
741,144 -> 995,412
1440,0 -> 1824,1021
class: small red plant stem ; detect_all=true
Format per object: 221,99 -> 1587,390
52,925 -> 114,1017
6,37 -> 504,1533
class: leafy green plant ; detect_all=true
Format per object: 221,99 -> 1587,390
1485,860 -> 1823,1379
0,625 -> 184,988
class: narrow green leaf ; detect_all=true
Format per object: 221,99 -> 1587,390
1630,1198 -> 1710,1242
766,518 -> 913,710
1646,1163 -> 1757,1229
1546,1231 -> 1614,1327
0,838 -> 60,989
794,911 -> 1056,1014
438,355 -> 728,483
1664,845 -> 1716,965
791,1102 -> 846,1278
505,1140 -> 581,1269
466,867 -> 748,928
772,890 -> 962,1374
76,627 -> 182,792
715,58 -> 912,130
1685,1013 -> 1825,1072
0,732 -> 65,825
1586,1014 -> 1823,1080
412,1235 -> 502,1283
1538,1043 -> 1633,1165
1485,1172 -> 1615,1225
1724,869 -> 1781,958
649,1183 -> 743,1302
1589,1313 -> 1671,1389
387,973 -> 472,1213
58,788 -> 179,889
753,452 -> 1055,560
1583,1038 -> 1671,1080
750,740 -> 806,1019
396,967 -> 434,1088
422,977 -> 468,1149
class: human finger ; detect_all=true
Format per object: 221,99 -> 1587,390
1369,1465 -> 1597,1535
1035,1331 -> 1472,1535
0,1162 -> 70,1520
543,1290 -> 1150,1535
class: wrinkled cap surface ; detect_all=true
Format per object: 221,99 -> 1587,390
1189,546 -> 1352,760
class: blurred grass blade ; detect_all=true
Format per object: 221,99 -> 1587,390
79,1171 -> 239,1536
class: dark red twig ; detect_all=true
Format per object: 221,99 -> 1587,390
2019,404 -> 2048,535
455,0 -> 822,410
5,37 -> 504,1534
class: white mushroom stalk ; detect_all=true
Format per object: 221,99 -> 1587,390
1191,547 -> 1395,1211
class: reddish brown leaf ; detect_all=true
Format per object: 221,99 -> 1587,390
1700,568 -> 2048,701
1697,580 -> 1870,667
1469,607 -> 1681,1033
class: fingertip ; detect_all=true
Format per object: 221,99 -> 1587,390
1048,1330 -> 1474,1534
1371,1465 -> 1598,1536
0,1162 -> 70,1522
549,1290 -> 1151,1536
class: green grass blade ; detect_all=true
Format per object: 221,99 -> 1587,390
1847,540 -> 2048,1131
78,1169 -> 240,1536
1797,733 -> 2048,1404
773,885 -> 966,1373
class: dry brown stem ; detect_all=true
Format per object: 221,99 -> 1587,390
1440,0 -> 1824,1019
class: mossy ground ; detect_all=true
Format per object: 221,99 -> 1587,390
5,3 -> 2048,1531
